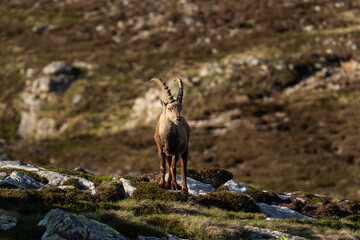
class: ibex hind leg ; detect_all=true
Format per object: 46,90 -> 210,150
164,155 -> 172,189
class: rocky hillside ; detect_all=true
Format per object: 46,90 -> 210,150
0,160 -> 359,239
1,0 -> 360,202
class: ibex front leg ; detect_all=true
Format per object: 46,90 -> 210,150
170,154 -> 180,190
158,149 -> 166,188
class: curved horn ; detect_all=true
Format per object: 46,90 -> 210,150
149,78 -> 175,103
175,77 -> 183,110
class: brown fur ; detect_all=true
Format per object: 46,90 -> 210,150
151,78 -> 190,191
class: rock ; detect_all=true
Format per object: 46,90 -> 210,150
0,160 -> 43,172
0,214 -> 17,231
42,61 -> 74,75
17,111 -> 36,138
72,60 -> 98,72
244,226 -> 307,240
74,167 -> 90,174
119,178 -> 136,198
0,171 -> 44,190
35,118 -> 58,140
20,92 -> 43,110
26,68 -> 37,79
32,25 -> 48,34
224,179 -> 251,193
124,88 -> 162,129
256,202 -> 314,220
38,208 -> 127,240
137,233 -> 180,240
0,172 -> 7,180
37,171 -> 96,194
31,76 -> 51,93
165,174 -> 215,196
72,94 -> 83,105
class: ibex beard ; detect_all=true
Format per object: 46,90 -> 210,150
150,77 -> 190,192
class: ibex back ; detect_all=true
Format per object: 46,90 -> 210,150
150,77 -> 190,191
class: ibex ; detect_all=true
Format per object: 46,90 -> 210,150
150,77 -> 190,192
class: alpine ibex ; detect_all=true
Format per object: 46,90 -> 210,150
150,77 -> 190,192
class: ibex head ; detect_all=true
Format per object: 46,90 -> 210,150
150,77 -> 184,125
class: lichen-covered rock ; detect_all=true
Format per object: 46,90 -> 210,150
256,202 -> 314,220
224,179 -> 250,193
37,170 -> 96,194
0,171 -> 44,190
137,233 -> 181,240
165,174 -> 215,196
0,160 -> 43,172
244,225 -> 307,240
0,214 -> 17,231
119,178 -> 136,198
38,208 -> 127,240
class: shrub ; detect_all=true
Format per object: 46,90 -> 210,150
187,168 -> 233,188
95,180 -> 125,202
62,178 -> 80,188
132,181 -> 188,202
244,188 -> 280,204
196,191 -> 259,213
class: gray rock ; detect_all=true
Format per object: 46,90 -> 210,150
0,172 -> 7,180
256,203 -> 314,220
72,60 -> 98,72
42,61 -> 73,75
244,226 -> 308,240
0,160 -> 43,172
17,111 -> 36,138
37,171 -> 73,186
38,208 -> 127,240
35,118 -> 58,140
20,92 -> 43,110
0,214 -> 17,231
37,170 -> 96,194
0,171 -> 44,190
165,174 -> 215,196
42,234 -> 66,240
224,179 -> 250,193
33,25 -> 48,34
31,76 -> 51,93
119,178 -> 136,198
72,94 -> 83,105
137,233 -> 180,240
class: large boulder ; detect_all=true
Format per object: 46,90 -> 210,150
0,171 -> 44,190
38,208 -> 127,240
165,174 -> 216,196
0,160 -> 43,172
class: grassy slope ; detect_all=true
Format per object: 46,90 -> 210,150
0,0 -> 360,200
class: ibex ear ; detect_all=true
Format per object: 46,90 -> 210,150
160,99 -> 167,106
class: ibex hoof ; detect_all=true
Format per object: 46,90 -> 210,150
158,182 -> 165,189
181,187 -> 188,193
164,183 -> 171,189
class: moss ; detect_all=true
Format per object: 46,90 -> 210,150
87,211 -> 165,239
244,188 -> 280,204
345,214 -> 360,222
196,191 -> 259,213
62,178 -> 80,188
95,180 -> 125,202
132,181 -> 188,202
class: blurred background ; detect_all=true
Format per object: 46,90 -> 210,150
0,0 -> 360,199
